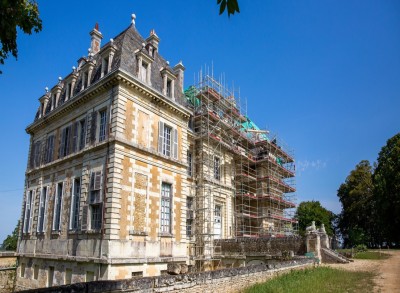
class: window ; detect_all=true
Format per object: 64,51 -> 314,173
187,151 -> 193,176
59,125 -> 71,158
37,187 -> 48,233
23,191 -> 34,233
79,119 -> 86,150
69,178 -> 81,230
102,57 -> 109,77
45,135 -> 55,163
214,205 -> 222,239
214,156 -> 221,180
48,266 -> 54,287
33,265 -> 39,280
33,140 -> 42,168
160,183 -> 172,233
158,122 -> 178,159
83,71 -> 89,89
66,82 -> 71,100
65,269 -> 72,284
53,182 -> 63,231
89,171 -> 102,230
140,62 -> 148,82
166,79 -> 172,97
186,197 -> 193,237
163,125 -> 171,156
98,110 -> 107,142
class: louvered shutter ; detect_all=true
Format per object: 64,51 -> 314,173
172,128 -> 178,159
81,205 -> 88,231
43,187 -> 49,233
66,126 -> 73,156
72,122 -> 79,152
90,111 -> 97,144
37,141 -> 42,167
158,121 -> 164,154
37,190 -> 42,232
29,191 -> 35,233
23,192 -> 29,233
59,128 -> 66,158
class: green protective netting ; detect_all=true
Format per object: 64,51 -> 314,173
240,116 -> 269,142
184,86 -> 200,107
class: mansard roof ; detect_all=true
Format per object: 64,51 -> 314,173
34,23 -> 183,122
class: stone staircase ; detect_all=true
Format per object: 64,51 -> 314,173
321,248 -> 353,263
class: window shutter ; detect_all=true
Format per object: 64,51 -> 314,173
90,111 -> 97,144
37,190 -> 42,232
72,122 -> 79,153
37,141 -> 43,166
43,187 -> 49,233
173,128 -> 178,159
29,191 -> 35,233
59,128 -> 66,158
66,125 -> 73,156
94,171 -> 102,191
81,205 -> 88,231
23,192 -> 29,233
44,137 -> 49,164
158,121 -> 164,154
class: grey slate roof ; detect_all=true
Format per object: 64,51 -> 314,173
38,24 -> 184,121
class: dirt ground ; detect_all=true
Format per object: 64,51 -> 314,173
324,250 -> 400,293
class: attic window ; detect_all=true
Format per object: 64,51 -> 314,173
83,72 -> 89,89
166,80 -> 172,97
66,82 -> 71,100
140,62 -> 148,83
101,57 -> 109,77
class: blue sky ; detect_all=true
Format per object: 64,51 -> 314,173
0,1 -> 399,242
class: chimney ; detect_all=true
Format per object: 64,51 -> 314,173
173,61 -> 185,94
146,29 -> 160,52
90,23 -> 103,55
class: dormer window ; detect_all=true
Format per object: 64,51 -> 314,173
140,62 -> 148,83
161,67 -> 176,100
101,57 -> 109,77
166,80 -> 172,98
82,71 -> 89,90
135,50 -> 153,85
66,82 -> 71,100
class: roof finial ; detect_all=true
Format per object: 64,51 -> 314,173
45,87 -> 49,93
131,13 -> 136,26
95,22 -> 99,31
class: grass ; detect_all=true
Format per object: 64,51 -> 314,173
243,267 -> 376,293
354,251 -> 390,260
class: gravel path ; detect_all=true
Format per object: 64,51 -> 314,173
324,250 -> 400,293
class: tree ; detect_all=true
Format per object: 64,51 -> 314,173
373,133 -> 400,245
0,0 -> 42,73
295,201 -> 335,236
217,0 -> 240,17
337,160 -> 377,247
1,221 -> 19,251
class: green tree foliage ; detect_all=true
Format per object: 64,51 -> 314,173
295,201 -> 335,236
217,0 -> 240,17
1,221 -> 19,251
373,133 -> 400,244
0,0 -> 42,73
337,160 -> 376,246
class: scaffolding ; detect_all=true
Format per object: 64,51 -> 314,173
186,73 -> 297,270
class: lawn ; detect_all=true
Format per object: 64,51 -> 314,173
354,251 -> 390,260
243,267 -> 375,293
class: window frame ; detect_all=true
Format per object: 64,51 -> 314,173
214,156 -> 221,180
89,170 -> 103,231
98,109 -> 107,142
23,190 -> 34,234
160,182 -> 172,234
52,182 -> 64,231
69,177 -> 81,230
37,186 -> 48,233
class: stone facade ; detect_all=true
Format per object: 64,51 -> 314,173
0,253 -> 16,293
16,15 -> 298,291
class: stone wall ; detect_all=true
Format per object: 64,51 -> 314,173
19,258 -> 313,293
218,236 -> 305,257
0,253 -> 17,293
